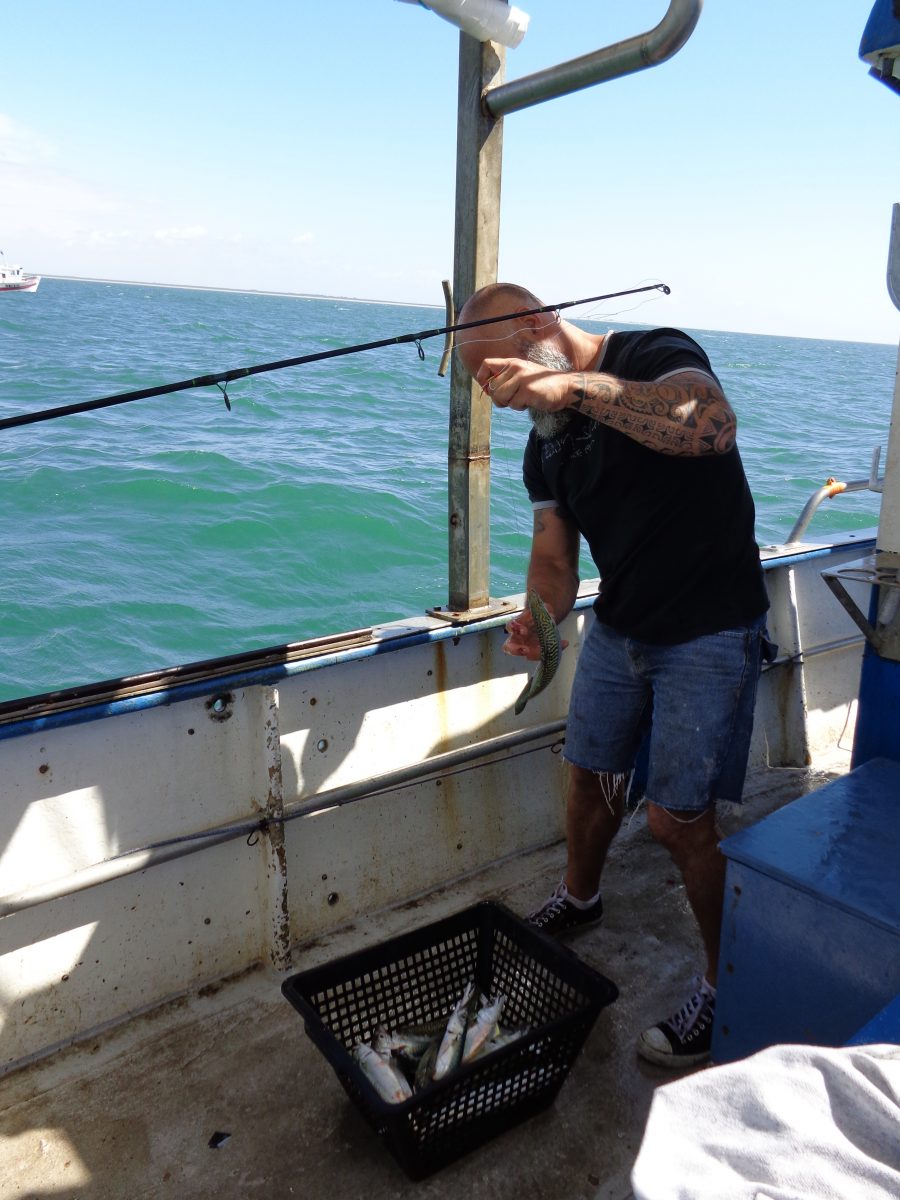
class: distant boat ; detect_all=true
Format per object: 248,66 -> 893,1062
0,252 -> 40,293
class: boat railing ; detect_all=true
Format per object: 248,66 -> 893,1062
483,0 -> 702,117
785,448 -> 885,543
0,717 -> 567,920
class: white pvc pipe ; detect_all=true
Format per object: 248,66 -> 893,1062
395,0 -> 530,50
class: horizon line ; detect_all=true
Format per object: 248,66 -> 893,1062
38,275 -> 896,347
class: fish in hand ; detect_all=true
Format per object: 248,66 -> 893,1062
514,589 -> 561,715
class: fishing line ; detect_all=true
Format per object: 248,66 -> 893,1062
491,405 -> 527,542
574,278 -> 670,325
455,279 -> 668,358
0,283 -> 670,432
576,294 -> 666,323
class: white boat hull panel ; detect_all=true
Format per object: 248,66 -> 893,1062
0,536 -> 875,1072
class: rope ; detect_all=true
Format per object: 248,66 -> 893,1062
0,283 -> 670,432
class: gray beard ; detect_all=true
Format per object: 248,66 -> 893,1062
526,343 -> 575,440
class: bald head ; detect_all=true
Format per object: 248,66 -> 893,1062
458,283 -> 545,324
455,283 -> 552,378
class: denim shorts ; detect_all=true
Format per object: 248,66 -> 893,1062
564,615 -> 769,813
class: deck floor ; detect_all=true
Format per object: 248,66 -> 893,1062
0,758 -> 850,1200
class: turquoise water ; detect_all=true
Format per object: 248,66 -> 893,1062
1,279 -> 895,702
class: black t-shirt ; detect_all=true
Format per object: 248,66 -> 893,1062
522,327 -> 769,643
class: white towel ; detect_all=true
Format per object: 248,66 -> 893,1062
631,1043 -> 900,1200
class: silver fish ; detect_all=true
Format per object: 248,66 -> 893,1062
414,1038 -> 440,1091
374,1024 -> 434,1061
514,589 -> 561,715
462,993 -> 506,1062
352,1041 -> 413,1104
483,1027 -> 531,1054
398,1015 -> 456,1040
433,981 -> 475,1080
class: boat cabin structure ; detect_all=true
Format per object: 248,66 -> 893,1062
0,255 -> 40,294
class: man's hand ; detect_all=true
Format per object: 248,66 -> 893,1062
477,358 -> 573,413
503,613 -> 569,662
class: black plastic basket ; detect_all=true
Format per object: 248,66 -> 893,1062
281,900 -> 618,1179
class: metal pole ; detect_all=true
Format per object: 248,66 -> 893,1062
876,343 -> 900,571
484,0 -> 702,118
785,478 -> 880,544
447,32 -> 505,613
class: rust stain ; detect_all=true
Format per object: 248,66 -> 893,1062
205,692 -> 235,722
267,829 -> 291,969
432,640 -> 448,697
430,640 -> 461,841
478,629 -> 505,739
432,641 -> 451,755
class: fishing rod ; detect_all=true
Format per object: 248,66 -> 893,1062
0,282 -> 670,432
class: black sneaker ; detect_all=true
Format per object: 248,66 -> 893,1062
525,880 -> 603,936
637,977 -> 716,1068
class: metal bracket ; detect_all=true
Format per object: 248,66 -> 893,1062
438,279 -> 454,377
427,598 -> 519,626
822,553 -> 900,660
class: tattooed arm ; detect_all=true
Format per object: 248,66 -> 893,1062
477,358 -> 736,457
504,506 -> 579,661
571,368 -> 735,456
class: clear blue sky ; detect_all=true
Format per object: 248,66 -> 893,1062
4,1 -> 899,342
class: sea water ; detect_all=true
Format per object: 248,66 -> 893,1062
0,278 -> 895,702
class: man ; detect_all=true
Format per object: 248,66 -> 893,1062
455,283 -> 770,1069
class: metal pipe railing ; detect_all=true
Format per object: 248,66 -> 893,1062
786,479 -> 872,544
763,633 -> 864,671
483,0 -> 702,118
786,466 -> 883,544
0,719 -> 566,919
